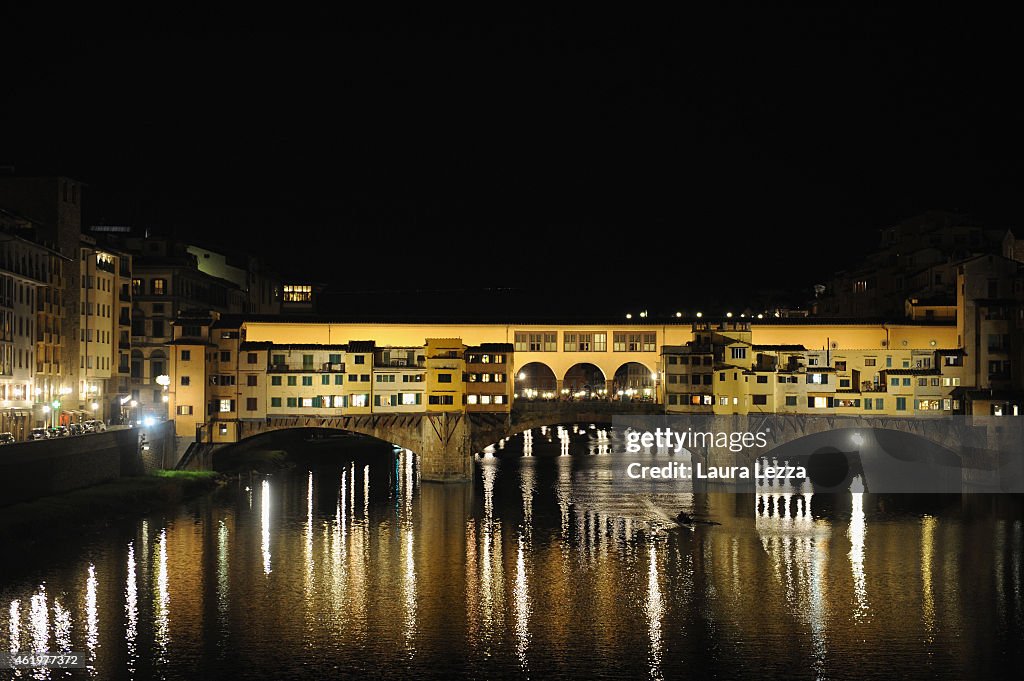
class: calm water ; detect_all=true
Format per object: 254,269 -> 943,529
2,427 -> 1022,680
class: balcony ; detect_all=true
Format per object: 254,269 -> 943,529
321,362 -> 345,372
860,381 -> 887,393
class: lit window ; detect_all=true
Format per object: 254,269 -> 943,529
813,397 -> 828,408
351,394 -> 368,408
480,395 -> 492,404
219,399 -> 232,412
467,394 -> 478,404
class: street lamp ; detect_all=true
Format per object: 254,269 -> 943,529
156,375 -> 171,419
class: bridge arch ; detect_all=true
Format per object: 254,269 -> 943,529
515,361 -> 558,399
612,361 -> 656,398
563,362 -> 606,397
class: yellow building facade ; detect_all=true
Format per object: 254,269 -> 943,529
169,312 -> 1021,446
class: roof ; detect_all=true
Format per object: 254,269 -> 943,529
882,368 -> 940,375
752,344 -> 807,351
469,342 -> 514,351
266,343 -> 350,351
347,340 -> 376,353
239,341 -> 273,350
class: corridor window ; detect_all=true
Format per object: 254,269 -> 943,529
642,333 -> 657,352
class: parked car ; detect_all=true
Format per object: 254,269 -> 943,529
68,423 -> 83,436
84,419 -> 107,432
52,425 -> 69,437
0,432 -> 15,445
29,427 -> 50,440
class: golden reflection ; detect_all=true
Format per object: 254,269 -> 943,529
126,542 -> 138,676
646,542 -> 664,681
306,472 -> 314,581
261,479 -> 272,575
520,458 -> 535,528
402,526 -> 417,653
921,515 -> 936,641
155,528 -> 170,664
755,491 -> 831,674
404,450 -> 415,518
557,455 -> 571,537
30,586 -> 47,655
482,458 -> 496,521
849,492 -> 869,621
85,562 -> 98,670
513,533 -> 531,670
363,465 -> 370,519
327,472 -> 347,634
217,520 -> 230,631
52,597 -> 71,652
465,522 -> 479,645
8,600 -> 20,656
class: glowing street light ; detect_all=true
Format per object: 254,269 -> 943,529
726,312 -> 733,318
675,312 -> 682,318
91,402 -> 99,411
696,312 -> 703,318
518,372 -> 526,381
625,313 -> 632,319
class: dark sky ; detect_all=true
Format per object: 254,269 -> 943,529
1,9 -> 1020,316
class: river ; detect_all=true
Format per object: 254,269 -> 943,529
1,427 -> 1022,679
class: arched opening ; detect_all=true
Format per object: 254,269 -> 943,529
563,363 -> 607,399
514,362 -> 557,400
613,362 -> 656,401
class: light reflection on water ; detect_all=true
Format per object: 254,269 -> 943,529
0,430 -> 1022,680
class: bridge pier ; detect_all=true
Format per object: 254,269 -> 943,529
418,413 -> 473,482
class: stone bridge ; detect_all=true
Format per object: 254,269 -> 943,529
196,407 -> 1022,490
221,401 -> 662,481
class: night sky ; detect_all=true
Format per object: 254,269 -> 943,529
1,9 -> 1019,317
